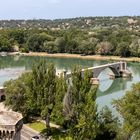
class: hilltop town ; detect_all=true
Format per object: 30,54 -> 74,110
0,16 -> 140,30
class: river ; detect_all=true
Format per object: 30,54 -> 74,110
0,55 -> 140,112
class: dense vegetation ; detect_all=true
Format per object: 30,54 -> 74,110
2,16 -> 140,139
0,16 -> 140,57
0,28 -> 140,57
113,83 -> 140,139
0,16 -> 140,30
4,60 -> 140,139
4,61 -> 119,139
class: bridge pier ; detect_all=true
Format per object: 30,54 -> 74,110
119,61 -> 132,78
109,71 -> 132,79
109,73 -> 120,79
119,70 -> 132,78
91,78 -> 99,85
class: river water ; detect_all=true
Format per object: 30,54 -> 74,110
0,55 -> 140,112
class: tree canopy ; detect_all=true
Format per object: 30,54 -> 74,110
4,60 -> 120,139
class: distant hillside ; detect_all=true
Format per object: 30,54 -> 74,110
0,16 -> 140,30
0,16 -> 140,58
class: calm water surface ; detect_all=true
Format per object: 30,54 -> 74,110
0,55 -> 140,111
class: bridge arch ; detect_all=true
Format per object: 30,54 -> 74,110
97,77 -> 131,97
65,61 -> 132,84
93,65 -> 120,78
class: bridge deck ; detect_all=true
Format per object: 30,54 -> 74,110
82,62 -> 121,71
66,62 -> 122,76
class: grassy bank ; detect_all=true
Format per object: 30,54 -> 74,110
27,121 -> 71,139
20,52 -> 140,62
27,121 -> 46,132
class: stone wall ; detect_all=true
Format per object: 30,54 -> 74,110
0,87 -> 5,102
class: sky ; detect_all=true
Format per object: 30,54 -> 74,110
0,0 -> 139,19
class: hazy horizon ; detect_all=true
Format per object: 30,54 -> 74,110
0,16 -> 139,21
0,0 -> 139,20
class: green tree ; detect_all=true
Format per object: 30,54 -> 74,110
5,60 -> 58,130
4,72 -> 31,119
55,37 -> 66,53
0,37 -> 12,52
51,74 -> 67,125
96,106 -> 119,140
27,33 -> 48,52
130,39 -> 140,57
76,86 -> 99,139
78,40 -> 96,55
63,67 -> 99,139
44,41 -> 58,53
25,60 -> 57,133
40,63 -> 57,134
9,29 -> 26,45
116,42 -> 131,57
113,82 -> 140,139
96,41 -> 113,55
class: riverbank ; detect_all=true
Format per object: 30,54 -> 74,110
19,52 -> 140,62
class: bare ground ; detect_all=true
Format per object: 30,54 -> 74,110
19,52 -> 140,62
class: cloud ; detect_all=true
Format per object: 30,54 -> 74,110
48,0 -> 62,4
76,0 -> 92,3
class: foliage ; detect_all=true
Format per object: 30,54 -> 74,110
62,67 -> 99,139
96,41 -> 113,55
0,37 -> 12,52
75,86 -> 99,139
4,72 -> 31,118
0,26 -> 140,58
4,61 -> 122,139
51,74 -> 67,125
96,106 -> 120,140
27,33 -> 48,52
130,39 -> 140,57
4,60 -> 58,132
113,83 -> 140,139
116,42 -> 131,57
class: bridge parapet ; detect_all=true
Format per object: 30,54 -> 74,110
63,61 -> 132,85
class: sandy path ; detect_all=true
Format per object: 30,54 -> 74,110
19,52 -> 140,62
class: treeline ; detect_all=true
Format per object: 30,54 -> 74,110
0,16 -> 140,29
0,28 -> 140,57
4,61 -> 140,139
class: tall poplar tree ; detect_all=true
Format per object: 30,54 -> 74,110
63,67 -> 99,139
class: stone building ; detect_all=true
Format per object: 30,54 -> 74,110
0,111 -> 23,140
0,87 -> 5,102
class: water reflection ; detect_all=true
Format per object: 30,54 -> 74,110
0,67 -> 25,86
128,62 -> 140,77
97,78 -> 131,97
0,55 -> 112,71
0,55 -> 140,109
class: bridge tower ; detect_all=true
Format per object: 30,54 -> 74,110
119,61 -> 132,78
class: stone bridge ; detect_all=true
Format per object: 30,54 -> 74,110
64,61 -> 132,84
